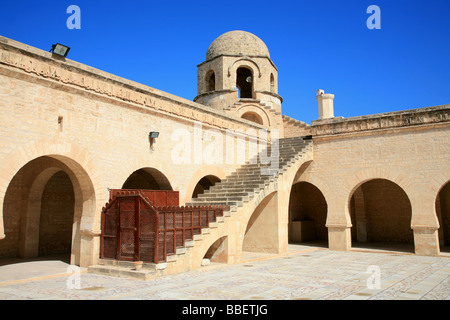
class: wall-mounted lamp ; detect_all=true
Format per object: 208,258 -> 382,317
149,131 -> 159,150
50,43 -> 71,58
149,132 -> 160,139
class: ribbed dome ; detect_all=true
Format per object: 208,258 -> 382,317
206,31 -> 270,61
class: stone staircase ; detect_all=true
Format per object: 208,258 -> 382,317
185,136 -> 312,210
88,136 -> 313,280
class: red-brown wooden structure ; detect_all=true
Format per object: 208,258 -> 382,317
100,190 -> 229,263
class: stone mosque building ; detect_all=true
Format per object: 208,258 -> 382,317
0,31 -> 449,278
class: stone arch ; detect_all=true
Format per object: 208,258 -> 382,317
114,158 -> 177,194
236,67 -> 253,98
270,73 -> 275,93
348,178 -> 414,252
202,236 -> 228,265
0,139 -> 102,248
235,105 -> 271,127
436,179 -> 450,251
242,191 -> 278,254
122,167 -> 173,191
227,58 -> 262,78
241,111 -> 264,125
182,165 -> 226,204
290,161 -> 332,217
342,168 -> 415,229
288,181 -> 328,245
205,69 -> 215,92
237,180 -> 280,255
345,168 -> 415,206
191,175 -> 221,199
0,149 -> 97,266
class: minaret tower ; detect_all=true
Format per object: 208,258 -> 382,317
194,30 -> 283,132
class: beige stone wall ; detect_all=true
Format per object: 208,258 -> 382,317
0,36 -> 272,266
294,108 -> 450,254
282,115 -> 312,138
0,33 -> 449,276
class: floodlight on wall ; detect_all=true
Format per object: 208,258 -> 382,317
149,131 -> 159,150
149,132 -> 160,139
50,43 -> 71,57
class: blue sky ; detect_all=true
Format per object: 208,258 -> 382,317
1,0 -> 449,124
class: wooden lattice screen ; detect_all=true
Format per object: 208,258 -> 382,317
100,190 -> 228,263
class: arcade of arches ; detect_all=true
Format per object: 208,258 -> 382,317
2,157 -> 449,266
0,32 -> 448,273
286,179 -> 450,253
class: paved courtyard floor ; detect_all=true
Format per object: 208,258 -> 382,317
0,244 -> 448,301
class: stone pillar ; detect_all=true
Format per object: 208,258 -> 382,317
410,196 -> 441,256
316,89 -> 335,120
326,198 -> 352,251
328,226 -> 352,251
412,227 -> 440,256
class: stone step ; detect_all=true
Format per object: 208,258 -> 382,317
219,179 -> 268,185
208,183 -> 268,191
195,196 -> 250,204
203,187 -> 259,194
200,191 -> 251,198
88,265 -> 158,281
186,200 -> 243,207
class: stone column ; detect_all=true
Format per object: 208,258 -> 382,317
412,227 -> 440,256
328,226 -> 352,251
326,198 -> 352,251
410,196 -> 441,256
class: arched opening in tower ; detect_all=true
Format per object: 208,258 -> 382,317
206,71 -> 215,92
236,67 -> 253,99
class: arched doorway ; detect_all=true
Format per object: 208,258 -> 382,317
236,67 -> 253,99
288,182 -> 328,246
192,175 -> 221,199
122,168 -> 172,190
0,156 -> 95,265
38,171 -> 74,257
436,180 -> 450,252
349,179 -> 414,253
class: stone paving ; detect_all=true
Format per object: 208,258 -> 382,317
0,245 -> 448,300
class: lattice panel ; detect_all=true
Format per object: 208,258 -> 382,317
119,229 -> 135,259
102,237 -> 116,259
101,191 -> 229,263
